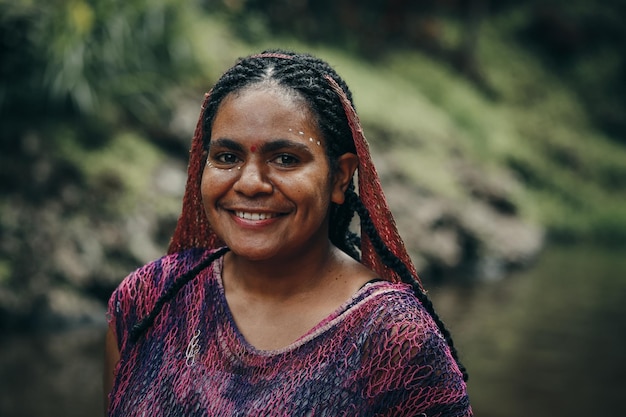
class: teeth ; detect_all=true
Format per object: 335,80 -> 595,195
235,211 -> 277,221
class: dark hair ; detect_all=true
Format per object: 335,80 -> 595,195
132,49 -> 467,381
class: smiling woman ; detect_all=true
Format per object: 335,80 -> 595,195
103,50 -> 472,416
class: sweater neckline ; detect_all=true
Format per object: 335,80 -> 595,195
211,255 -> 391,357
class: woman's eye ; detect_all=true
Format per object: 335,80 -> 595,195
272,154 -> 299,166
215,153 -> 239,164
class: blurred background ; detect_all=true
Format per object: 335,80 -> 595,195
1,0 -> 625,416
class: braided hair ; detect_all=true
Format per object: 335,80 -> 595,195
133,49 -> 467,380
345,188 -> 468,380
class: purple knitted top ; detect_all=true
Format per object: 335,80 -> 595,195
107,248 -> 472,416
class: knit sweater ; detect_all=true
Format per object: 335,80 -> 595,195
107,248 -> 472,416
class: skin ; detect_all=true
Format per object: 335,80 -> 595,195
102,83 -> 376,411
103,326 -> 120,412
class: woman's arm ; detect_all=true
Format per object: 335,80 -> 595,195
103,325 -> 120,415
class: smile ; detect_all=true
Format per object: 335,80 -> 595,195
234,211 -> 280,221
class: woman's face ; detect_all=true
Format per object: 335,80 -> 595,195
201,85 -> 355,262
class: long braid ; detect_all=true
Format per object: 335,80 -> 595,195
346,189 -> 469,381
130,247 -> 230,344
329,182 -> 361,260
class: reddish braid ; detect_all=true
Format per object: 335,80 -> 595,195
168,90 -> 223,254
324,74 -> 423,289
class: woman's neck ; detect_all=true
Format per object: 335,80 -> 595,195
219,244 -> 377,351
222,243 -> 344,300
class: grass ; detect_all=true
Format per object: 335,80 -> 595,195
52,128 -> 177,215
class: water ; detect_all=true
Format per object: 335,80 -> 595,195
430,243 -> 626,416
0,325 -> 106,417
1,244 -> 624,416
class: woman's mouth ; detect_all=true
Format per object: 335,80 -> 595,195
234,211 -> 280,221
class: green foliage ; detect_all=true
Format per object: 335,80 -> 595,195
476,9 -> 626,243
51,128 -> 167,214
510,0 -> 626,141
0,259 -> 10,284
0,0 -> 202,212
1,0 -> 199,126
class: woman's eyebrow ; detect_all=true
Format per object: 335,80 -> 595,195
260,139 -> 312,154
210,138 -> 245,152
210,138 -> 313,155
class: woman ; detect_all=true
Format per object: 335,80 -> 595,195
104,50 -> 472,416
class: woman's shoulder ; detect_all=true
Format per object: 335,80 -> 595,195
359,280 -> 444,340
355,282 -> 471,415
118,248 -> 213,291
358,281 -> 464,381
107,247 -> 221,318
360,280 -> 423,314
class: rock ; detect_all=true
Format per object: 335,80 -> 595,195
35,288 -> 107,330
375,149 -> 544,281
459,200 -> 544,268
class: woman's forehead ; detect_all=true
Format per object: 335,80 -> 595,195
214,86 -> 315,128
211,87 -> 322,143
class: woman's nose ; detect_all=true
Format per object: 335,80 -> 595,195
232,161 -> 273,196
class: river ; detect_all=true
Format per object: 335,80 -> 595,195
430,243 -> 626,416
1,243 -> 624,416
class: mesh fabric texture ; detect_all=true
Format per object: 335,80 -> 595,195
107,249 -> 471,416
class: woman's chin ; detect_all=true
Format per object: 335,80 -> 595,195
226,244 -> 281,263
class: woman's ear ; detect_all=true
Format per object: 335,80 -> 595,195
331,153 -> 359,204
